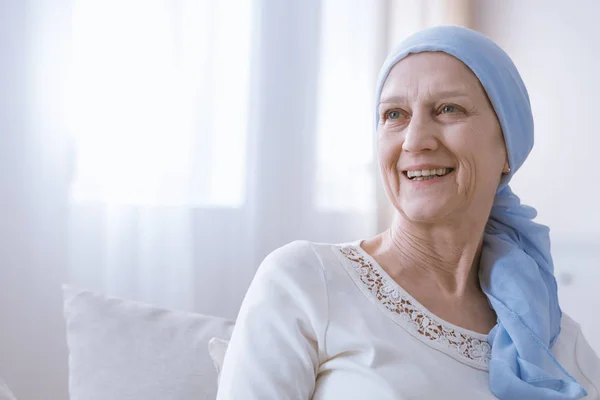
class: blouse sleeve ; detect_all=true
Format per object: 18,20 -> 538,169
216,241 -> 329,400
575,329 -> 600,398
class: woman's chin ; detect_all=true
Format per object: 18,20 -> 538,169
400,203 -> 453,223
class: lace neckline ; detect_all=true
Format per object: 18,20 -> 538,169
338,243 -> 492,370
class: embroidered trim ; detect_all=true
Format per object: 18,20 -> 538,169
340,245 -> 491,367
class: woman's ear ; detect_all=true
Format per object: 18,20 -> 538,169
502,160 -> 511,175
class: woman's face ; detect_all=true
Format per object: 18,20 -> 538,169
378,52 -> 509,224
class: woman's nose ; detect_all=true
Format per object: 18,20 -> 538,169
402,115 -> 438,153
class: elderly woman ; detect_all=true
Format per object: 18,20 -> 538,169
216,26 -> 600,399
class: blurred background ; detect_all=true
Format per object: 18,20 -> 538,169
1,0 -> 599,398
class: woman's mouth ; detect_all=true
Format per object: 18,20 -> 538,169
404,168 -> 454,181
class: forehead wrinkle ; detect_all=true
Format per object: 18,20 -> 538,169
380,54 -> 484,106
379,83 -> 475,106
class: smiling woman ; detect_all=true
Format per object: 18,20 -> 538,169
377,52 -> 509,225
216,26 -> 600,400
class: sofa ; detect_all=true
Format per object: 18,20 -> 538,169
60,286 -> 234,400
0,378 -> 17,400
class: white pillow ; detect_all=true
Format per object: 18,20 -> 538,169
0,378 -> 17,400
62,285 -> 234,400
207,337 -> 229,380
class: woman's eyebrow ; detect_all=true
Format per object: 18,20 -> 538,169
379,88 -> 472,105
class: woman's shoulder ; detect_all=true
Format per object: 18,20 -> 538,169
559,313 -> 582,339
262,240 -> 325,269
553,312 -> 600,398
552,313 -> 583,359
554,312 -> 589,351
258,240 -> 355,284
257,241 -> 328,280
264,240 -> 353,267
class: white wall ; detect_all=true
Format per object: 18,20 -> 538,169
476,0 -> 600,351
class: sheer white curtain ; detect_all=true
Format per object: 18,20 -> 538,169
66,0 -> 255,317
0,2 -> 72,398
65,0 -> 387,319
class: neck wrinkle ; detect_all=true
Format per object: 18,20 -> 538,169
378,216 -> 486,297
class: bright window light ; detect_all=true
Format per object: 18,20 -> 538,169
67,0 -> 252,206
315,0 -> 376,213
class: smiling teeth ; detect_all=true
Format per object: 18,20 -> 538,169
407,168 -> 450,179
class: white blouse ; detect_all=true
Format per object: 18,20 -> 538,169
217,241 -> 600,399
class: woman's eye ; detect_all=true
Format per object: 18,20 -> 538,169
386,110 -> 403,120
440,104 -> 459,114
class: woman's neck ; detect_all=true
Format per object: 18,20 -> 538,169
360,213 -> 498,334
366,215 -> 486,299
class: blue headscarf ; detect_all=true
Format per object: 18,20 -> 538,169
375,26 -> 587,399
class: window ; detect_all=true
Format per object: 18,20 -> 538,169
67,0 -> 253,206
314,0 -> 379,213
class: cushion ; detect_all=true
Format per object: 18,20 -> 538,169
0,377 -> 17,400
207,337 -> 229,380
62,285 -> 234,400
